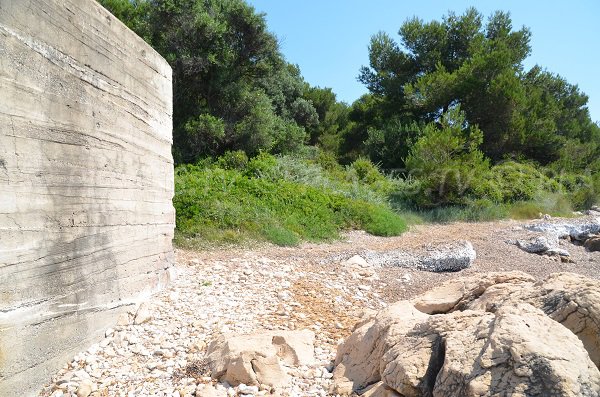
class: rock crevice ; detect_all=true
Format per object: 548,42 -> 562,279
334,272 -> 600,396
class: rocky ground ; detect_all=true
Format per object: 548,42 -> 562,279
40,216 -> 600,397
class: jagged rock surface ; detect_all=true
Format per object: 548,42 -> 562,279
0,1 -> 173,395
334,272 -> 600,396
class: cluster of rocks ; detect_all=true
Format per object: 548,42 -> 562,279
510,218 -> 600,259
40,253 -> 389,397
206,330 -> 317,390
40,223 -> 600,397
333,271 -> 600,396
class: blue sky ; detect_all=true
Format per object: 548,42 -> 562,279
247,0 -> 600,122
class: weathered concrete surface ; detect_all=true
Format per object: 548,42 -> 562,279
0,1 -> 174,395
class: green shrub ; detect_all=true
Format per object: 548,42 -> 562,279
249,154 -> 393,205
358,205 -> 408,236
486,161 -> 560,203
262,225 -> 299,246
404,108 -> 490,208
570,187 -> 599,210
348,157 -> 385,184
315,150 -> 343,172
508,202 -> 544,220
554,172 -> 599,209
509,192 -> 573,219
405,201 -> 508,224
244,152 -> 278,178
183,113 -> 226,159
216,150 -> 249,170
174,164 -> 407,247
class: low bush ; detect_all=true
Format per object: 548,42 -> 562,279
174,163 -> 407,248
404,108 -> 491,208
216,150 -> 249,170
554,172 -> 599,209
485,161 -> 561,203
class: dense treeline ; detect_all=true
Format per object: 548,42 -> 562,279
100,0 -> 599,245
348,9 -> 600,168
100,0 -> 345,163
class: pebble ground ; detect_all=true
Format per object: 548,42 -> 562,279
40,217 -> 600,397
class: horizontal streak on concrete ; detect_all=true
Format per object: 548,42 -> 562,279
0,1 -> 174,395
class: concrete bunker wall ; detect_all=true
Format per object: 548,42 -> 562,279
0,1 -> 174,395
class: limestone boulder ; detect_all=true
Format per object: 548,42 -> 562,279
414,271 -> 600,368
362,240 -> 476,272
206,330 -> 315,387
333,301 -> 429,392
334,272 -> 600,396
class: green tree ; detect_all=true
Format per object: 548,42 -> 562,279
99,0 -> 319,163
302,86 -> 350,153
405,107 -> 490,207
99,0 -> 151,40
355,8 -> 598,168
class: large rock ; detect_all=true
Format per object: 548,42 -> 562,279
363,241 -> 476,272
411,271 -> 536,314
0,1 -> 174,395
206,330 -> 315,387
584,236 -> 600,252
333,272 -> 600,396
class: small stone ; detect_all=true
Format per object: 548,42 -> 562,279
343,255 -> 370,267
584,236 -> 600,252
189,340 -> 206,353
56,382 -> 74,390
116,313 -> 130,326
195,384 -> 227,397
545,248 -> 570,257
192,320 -> 204,329
76,379 -> 94,397
146,362 -> 158,370
134,302 -> 152,325
238,384 -> 259,394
